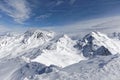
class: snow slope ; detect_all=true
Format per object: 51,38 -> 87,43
34,54 -> 120,80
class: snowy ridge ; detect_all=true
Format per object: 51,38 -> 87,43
32,34 -> 85,67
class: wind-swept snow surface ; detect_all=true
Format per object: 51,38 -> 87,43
0,30 -> 120,80
35,54 -> 120,80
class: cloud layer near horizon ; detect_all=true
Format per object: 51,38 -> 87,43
0,15 -> 119,36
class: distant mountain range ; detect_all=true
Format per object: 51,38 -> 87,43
0,29 -> 120,80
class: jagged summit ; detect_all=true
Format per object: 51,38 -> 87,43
83,31 -> 109,42
78,31 -> 120,57
22,29 -> 55,45
23,29 -> 55,40
24,29 -> 54,37
56,34 -> 74,46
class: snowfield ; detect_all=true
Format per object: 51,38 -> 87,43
34,54 -> 120,80
0,29 -> 120,80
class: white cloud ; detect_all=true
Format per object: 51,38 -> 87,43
0,24 -> 27,33
69,0 -> 76,5
0,15 -> 2,18
0,25 -> 11,32
36,13 -> 52,20
0,0 -> 31,24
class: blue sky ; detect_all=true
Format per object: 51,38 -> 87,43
0,0 -> 120,32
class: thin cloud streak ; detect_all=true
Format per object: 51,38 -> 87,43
0,0 -> 31,24
56,0 -> 64,6
36,15 -> 120,36
36,13 -> 52,20
69,0 -> 76,5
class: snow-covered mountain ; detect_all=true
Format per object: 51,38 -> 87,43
77,31 -> 120,57
0,29 -> 120,80
0,29 -> 55,59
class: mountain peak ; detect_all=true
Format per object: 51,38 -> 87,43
59,34 -> 71,41
22,29 -> 55,44
56,34 -> 74,46
83,31 -> 109,43
24,29 -> 54,38
84,31 -> 105,38
79,31 -> 120,57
